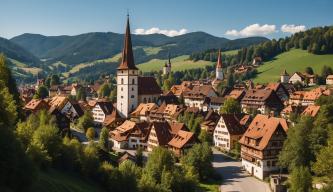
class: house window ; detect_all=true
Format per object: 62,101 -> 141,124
267,161 -> 271,167
131,95 -> 135,98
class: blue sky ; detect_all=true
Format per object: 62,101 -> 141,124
1,0 -> 332,39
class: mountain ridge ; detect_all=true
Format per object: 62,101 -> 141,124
10,32 -> 268,66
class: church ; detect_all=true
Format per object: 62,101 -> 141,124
116,16 -> 162,118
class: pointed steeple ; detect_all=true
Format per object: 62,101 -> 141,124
281,69 -> 289,76
216,49 -> 223,69
118,15 -> 138,70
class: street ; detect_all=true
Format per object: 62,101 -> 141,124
212,148 -> 271,192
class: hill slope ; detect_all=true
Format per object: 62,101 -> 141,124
32,169 -> 105,192
0,37 -> 41,67
253,49 -> 333,83
11,32 -> 268,66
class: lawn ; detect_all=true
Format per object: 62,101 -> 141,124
137,55 -> 214,72
253,49 -> 333,84
223,49 -> 239,56
32,169 -> 105,192
198,179 -> 221,192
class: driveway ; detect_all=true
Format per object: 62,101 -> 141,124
212,148 -> 271,192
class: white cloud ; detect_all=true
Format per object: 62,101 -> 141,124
281,24 -> 306,34
225,24 -> 277,37
134,27 -> 188,37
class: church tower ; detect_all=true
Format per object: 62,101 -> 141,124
280,69 -> 289,83
163,53 -> 171,75
116,15 -> 139,118
216,49 -> 223,80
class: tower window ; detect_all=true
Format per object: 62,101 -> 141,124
132,87 -> 134,91
121,87 -> 123,91
131,95 -> 135,98
121,78 -> 124,84
132,79 -> 135,84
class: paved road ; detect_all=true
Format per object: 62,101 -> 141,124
212,148 -> 271,192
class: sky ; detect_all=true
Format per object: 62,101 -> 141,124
1,0 -> 332,39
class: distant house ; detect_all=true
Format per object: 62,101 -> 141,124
289,87 -> 330,106
149,103 -> 185,122
301,105 -> 320,117
131,103 -> 158,122
170,81 -> 193,98
326,75 -> 333,85
252,57 -> 262,65
202,96 -> 225,112
48,107 -> 71,136
24,99 -> 49,114
239,115 -> 288,180
201,109 -> 220,134
213,114 -> 247,151
147,122 -> 187,152
91,100 -> 116,125
168,130 -> 196,156
183,85 -> 217,110
280,105 -> 304,119
224,89 -> 246,102
289,72 -> 316,86
241,89 -> 283,115
110,120 -> 151,149
265,83 -> 289,102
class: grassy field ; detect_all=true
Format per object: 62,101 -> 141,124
253,49 -> 333,84
32,169 -> 105,192
223,49 -> 239,56
137,55 -> 214,72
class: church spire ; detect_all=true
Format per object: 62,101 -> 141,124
118,15 -> 138,70
216,49 -> 223,69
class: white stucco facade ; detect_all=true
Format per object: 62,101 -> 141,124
117,69 -> 139,118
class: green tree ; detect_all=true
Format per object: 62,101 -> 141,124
198,129 -> 212,144
50,74 -> 61,86
86,127 -> 95,141
136,147 -> 144,167
0,54 -> 21,119
77,111 -> 94,132
220,98 -> 241,114
98,127 -> 109,151
305,66 -> 314,75
99,83 -> 111,98
118,160 -> 141,192
81,143 -> 100,177
0,79 -> 36,191
290,166 -> 312,192
279,116 -> 314,170
35,85 -> 49,99
144,147 -> 174,182
0,81 -> 18,127
162,79 -> 171,91
181,142 -> 214,181
76,87 -> 87,101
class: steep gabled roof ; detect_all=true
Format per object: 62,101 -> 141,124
302,105 -> 320,117
138,77 -> 162,95
117,16 -> 138,70
219,114 -> 246,135
239,114 -> 288,150
168,130 -> 195,149
216,49 -> 223,69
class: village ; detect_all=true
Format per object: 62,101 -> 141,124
16,16 -> 333,191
